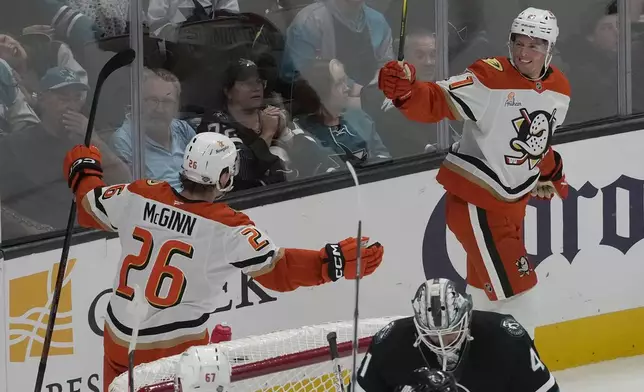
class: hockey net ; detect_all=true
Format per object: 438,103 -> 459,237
109,317 -> 402,392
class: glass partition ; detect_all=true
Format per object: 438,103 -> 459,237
448,0 -> 621,126
0,0 -> 636,246
136,0 -> 438,191
0,0 -> 132,244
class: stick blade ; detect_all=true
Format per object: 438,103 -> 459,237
99,48 -> 136,80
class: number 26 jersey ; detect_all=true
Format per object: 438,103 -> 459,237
81,179 -> 280,345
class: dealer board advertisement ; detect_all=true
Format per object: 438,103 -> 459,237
2,130 -> 644,391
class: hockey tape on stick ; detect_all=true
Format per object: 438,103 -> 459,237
345,161 -> 363,392
127,284 -> 149,392
34,48 -> 135,392
327,332 -> 346,392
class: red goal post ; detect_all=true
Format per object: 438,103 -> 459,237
108,317 -> 403,392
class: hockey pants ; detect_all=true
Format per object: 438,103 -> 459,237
445,193 -> 538,300
103,323 -> 209,391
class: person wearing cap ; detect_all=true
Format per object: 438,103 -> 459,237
13,25 -> 88,102
0,66 -> 129,240
111,67 -> 196,190
197,58 -> 292,190
0,34 -> 40,134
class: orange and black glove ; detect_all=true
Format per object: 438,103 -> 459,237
532,150 -> 568,200
320,237 -> 384,282
63,145 -> 103,192
378,60 -> 416,101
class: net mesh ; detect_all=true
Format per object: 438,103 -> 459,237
109,317 -> 403,392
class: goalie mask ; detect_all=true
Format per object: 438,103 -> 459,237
411,279 -> 473,371
175,345 -> 232,392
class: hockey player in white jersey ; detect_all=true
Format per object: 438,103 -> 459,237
174,345 -> 232,392
377,7 -> 570,336
62,132 -> 385,391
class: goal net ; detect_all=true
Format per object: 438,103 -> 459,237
109,317 -> 402,392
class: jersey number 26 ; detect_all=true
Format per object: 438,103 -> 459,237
115,226 -> 194,309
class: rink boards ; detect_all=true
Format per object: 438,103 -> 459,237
3,130 -> 644,391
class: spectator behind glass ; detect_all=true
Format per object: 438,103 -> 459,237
17,26 -> 88,101
360,27 -> 438,156
281,0 -> 394,98
65,0 -> 129,37
0,31 -> 88,134
0,67 -> 129,240
560,2 -> 618,123
0,36 -> 39,134
148,0 -> 240,39
291,59 -> 390,177
111,68 -> 196,189
197,59 -> 292,190
0,0 -> 101,50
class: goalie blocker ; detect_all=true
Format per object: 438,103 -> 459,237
63,133 -> 385,391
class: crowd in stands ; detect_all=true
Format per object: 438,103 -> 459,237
0,0 -> 639,243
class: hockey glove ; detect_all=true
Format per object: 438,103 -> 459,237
63,145 -> 103,192
532,150 -> 568,200
320,237 -> 384,282
396,368 -> 458,392
378,60 -> 416,102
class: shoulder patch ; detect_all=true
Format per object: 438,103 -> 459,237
373,321 -> 395,344
482,58 -> 504,72
448,74 -> 474,90
500,316 -> 526,338
146,179 -> 163,186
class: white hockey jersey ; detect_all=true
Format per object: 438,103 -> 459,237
397,56 -> 570,214
77,179 -> 290,346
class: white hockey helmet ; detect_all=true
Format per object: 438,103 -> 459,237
508,7 -> 559,75
411,278 -> 473,371
175,345 -> 232,392
181,133 -> 239,192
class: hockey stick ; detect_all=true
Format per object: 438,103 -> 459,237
327,332 -> 346,392
34,48 -> 136,392
396,0 -> 411,80
397,0 -> 409,62
345,162 -> 363,392
127,284 -> 149,392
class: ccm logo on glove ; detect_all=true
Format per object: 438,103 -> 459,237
320,237 -> 384,283
69,157 -> 98,176
326,243 -> 346,281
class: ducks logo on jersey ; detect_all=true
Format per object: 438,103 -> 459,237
505,108 -> 557,169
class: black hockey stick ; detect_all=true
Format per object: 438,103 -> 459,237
345,162 -> 363,392
396,0 -> 412,80
327,332 -> 346,392
34,48 -> 135,392
397,0 -> 409,62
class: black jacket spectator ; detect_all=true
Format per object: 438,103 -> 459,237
196,59 -> 291,190
197,109 -> 288,190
